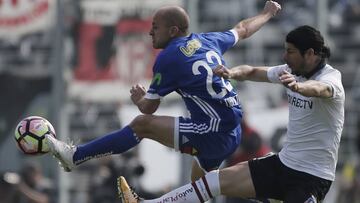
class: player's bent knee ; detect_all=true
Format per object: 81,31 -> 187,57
129,114 -> 155,137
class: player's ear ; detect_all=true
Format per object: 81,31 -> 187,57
169,26 -> 180,37
305,48 -> 315,56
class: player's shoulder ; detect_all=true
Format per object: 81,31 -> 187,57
324,64 -> 341,73
318,64 -> 342,78
315,64 -> 344,90
160,34 -> 202,59
201,30 -> 235,44
200,30 -> 235,38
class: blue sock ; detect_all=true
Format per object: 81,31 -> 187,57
73,125 -> 140,165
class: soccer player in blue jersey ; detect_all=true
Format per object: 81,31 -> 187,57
46,1 -> 281,180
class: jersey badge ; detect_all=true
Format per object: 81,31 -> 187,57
180,39 -> 201,57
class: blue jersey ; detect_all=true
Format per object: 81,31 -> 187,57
146,30 -> 242,133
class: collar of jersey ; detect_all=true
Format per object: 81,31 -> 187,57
304,61 -> 326,79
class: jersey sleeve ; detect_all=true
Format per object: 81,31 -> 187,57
318,69 -> 344,99
202,30 -> 238,54
267,64 -> 290,83
145,52 -> 179,100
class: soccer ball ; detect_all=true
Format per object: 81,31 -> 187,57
14,116 -> 56,155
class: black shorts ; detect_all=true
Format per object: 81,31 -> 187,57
248,153 -> 332,203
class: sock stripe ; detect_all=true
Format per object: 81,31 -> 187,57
202,176 -> 213,199
133,133 -> 142,143
191,182 -> 204,203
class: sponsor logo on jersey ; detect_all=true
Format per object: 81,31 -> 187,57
152,73 -> 162,86
287,94 -> 313,109
180,39 -> 201,57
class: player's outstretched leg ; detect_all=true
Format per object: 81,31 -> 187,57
46,125 -> 141,172
117,170 -> 221,203
117,176 -> 141,203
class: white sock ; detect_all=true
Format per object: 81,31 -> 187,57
143,170 -> 221,203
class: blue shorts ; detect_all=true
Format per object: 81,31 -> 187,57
174,116 -> 241,171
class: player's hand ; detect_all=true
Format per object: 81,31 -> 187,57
214,65 -> 232,79
263,1 -> 281,17
279,70 -> 299,92
130,84 -> 146,105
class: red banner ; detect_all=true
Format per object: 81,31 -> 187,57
0,0 -> 53,40
73,19 -> 158,83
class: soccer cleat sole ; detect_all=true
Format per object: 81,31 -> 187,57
51,152 -> 72,172
117,176 -> 122,199
117,176 -> 139,203
117,176 -> 127,199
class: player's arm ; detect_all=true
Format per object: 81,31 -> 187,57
130,84 -> 160,114
233,1 -> 281,41
279,70 -> 333,98
214,64 -> 270,82
17,182 -> 49,203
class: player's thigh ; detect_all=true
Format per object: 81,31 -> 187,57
219,161 -> 256,198
130,115 -> 175,148
283,171 -> 331,203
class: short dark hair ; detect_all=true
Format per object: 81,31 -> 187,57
286,25 -> 331,59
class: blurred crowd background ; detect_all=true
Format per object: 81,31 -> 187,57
0,0 -> 359,203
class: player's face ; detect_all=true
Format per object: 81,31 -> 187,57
149,13 -> 172,49
283,42 -> 306,76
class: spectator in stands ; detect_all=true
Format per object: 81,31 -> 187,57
227,118 -> 271,167
15,162 -> 54,203
0,171 -> 18,203
226,118 -> 271,203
